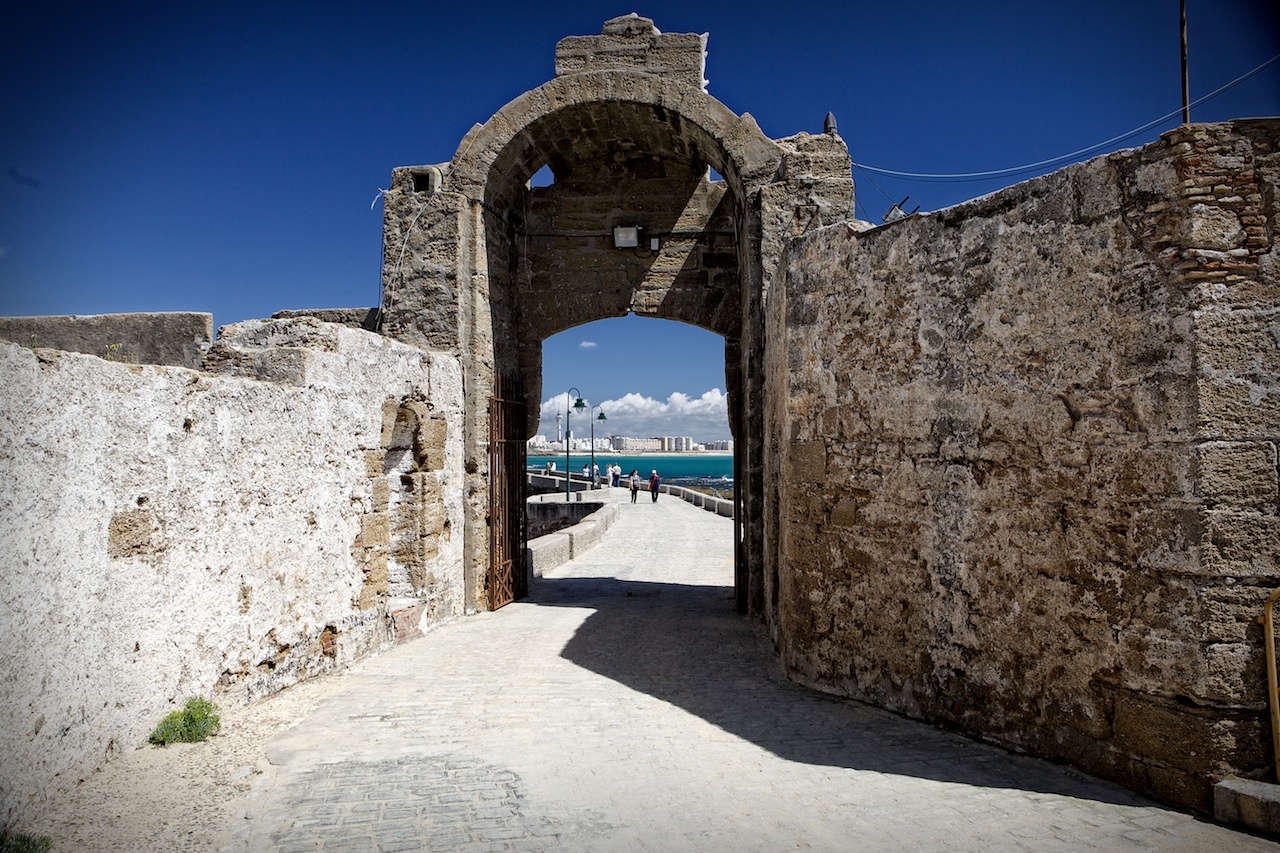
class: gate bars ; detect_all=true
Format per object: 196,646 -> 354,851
488,373 -> 528,610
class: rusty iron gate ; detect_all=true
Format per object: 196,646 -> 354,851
488,374 -> 527,610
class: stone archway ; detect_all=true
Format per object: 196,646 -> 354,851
378,14 -> 855,614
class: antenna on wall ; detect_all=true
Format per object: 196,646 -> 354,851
1181,0 -> 1190,124
883,196 -> 919,224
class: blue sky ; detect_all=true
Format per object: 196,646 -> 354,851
2,1 -> 1277,441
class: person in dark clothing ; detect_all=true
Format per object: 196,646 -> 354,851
629,469 -> 640,503
649,470 -> 660,502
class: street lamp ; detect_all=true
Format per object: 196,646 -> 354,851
590,406 -> 607,489
565,388 -> 584,501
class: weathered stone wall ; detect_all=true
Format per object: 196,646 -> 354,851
0,312 -> 213,368
554,12 -> 708,91
378,15 -> 801,614
0,318 -> 464,825
524,171 -> 738,340
764,119 -> 1280,812
272,307 -> 380,331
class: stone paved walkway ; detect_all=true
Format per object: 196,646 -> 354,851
232,485 -> 1277,852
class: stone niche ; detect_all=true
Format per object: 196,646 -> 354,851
765,119 -> 1280,813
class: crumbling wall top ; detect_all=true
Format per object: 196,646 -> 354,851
555,13 -> 708,91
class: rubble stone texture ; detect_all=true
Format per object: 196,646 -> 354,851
764,119 -> 1280,812
0,319 -> 464,825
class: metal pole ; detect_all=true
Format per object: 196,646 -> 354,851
1261,587 -> 1280,779
589,412 -> 596,490
1181,0 -> 1190,124
565,389 -> 574,501
565,388 -> 583,502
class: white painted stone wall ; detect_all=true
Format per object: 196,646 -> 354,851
0,320 -> 464,825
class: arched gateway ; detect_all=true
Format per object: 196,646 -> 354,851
378,14 -> 855,612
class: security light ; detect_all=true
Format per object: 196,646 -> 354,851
613,226 -> 639,248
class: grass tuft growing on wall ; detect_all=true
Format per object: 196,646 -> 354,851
148,697 -> 221,746
0,827 -> 53,853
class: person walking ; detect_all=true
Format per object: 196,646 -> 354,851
649,469 -> 661,503
629,469 -> 640,503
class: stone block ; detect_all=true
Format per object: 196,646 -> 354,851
1198,441 -> 1278,509
1199,380 -> 1280,440
372,479 -> 390,513
789,441 -> 827,484
567,521 -> 602,558
361,512 -> 390,548
0,311 -> 213,368
1184,203 -> 1246,250
1203,510 -> 1280,577
1203,641 -> 1266,703
1136,504 -> 1203,571
1202,585 -> 1271,643
1111,692 -> 1219,772
527,534 -> 571,578
364,450 -> 385,479
1194,308 -> 1280,376
1215,777 -> 1280,838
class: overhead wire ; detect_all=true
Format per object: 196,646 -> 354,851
852,53 -> 1280,183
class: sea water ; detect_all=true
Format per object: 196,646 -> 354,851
528,453 -> 733,488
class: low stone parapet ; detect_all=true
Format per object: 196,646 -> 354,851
659,484 -> 735,519
528,470 -> 596,495
0,311 -> 213,368
526,533 -> 572,578
524,500 -> 619,580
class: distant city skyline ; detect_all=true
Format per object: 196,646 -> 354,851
529,431 -> 732,453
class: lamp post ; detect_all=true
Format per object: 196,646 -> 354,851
565,388 -> 584,501
590,406 -> 607,489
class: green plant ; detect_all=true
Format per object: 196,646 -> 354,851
0,827 -> 52,853
148,697 -> 221,745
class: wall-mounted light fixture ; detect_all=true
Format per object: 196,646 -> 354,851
612,226 -> 640,248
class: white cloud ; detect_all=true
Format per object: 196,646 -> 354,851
538,388 -> 730,442
579,340 -> 597,349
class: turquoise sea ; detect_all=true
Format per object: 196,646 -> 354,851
527,453 -> 733,487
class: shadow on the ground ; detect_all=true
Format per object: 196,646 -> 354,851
531,573 -> 1151,809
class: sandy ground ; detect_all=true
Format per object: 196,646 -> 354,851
25,674 -> 333,853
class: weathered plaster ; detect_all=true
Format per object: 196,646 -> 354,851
0,319 -> 464,825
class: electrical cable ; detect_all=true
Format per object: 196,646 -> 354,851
852,53 -> 1280,183
853,161 -> 898,205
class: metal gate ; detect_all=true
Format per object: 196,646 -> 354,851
488,373 -> 527,610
